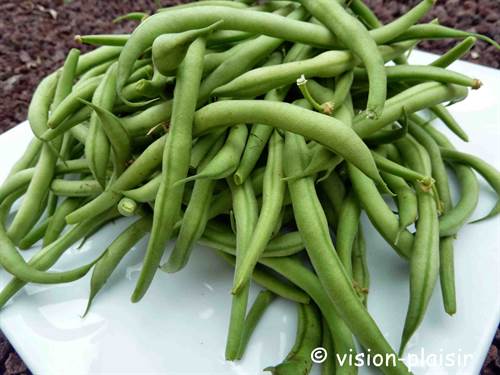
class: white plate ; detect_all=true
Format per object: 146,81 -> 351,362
0,51 -> 499,375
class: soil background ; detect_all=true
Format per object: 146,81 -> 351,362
0,1 -> 499,374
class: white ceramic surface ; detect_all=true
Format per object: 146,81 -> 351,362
0,51 -> 499,375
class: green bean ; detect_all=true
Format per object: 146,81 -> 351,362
65,135 -> 166,225
132,38 -> 206,303
189,129 -> 226,168
157,0 -> 249,12
0,159 -> 89,202
75,46 -> 122,76
213,43 -> 408,99
40,106 -> 92,142
53,48 -> 81,107
234,43 -> 312,185
44,198 -> 83,247
354,64 -> 481,90
113,12 -> 149,23
115,6 -> 341,94
381,171 -> 418,235
352,227 -> 369,306
0,208 -> 119,308
225,177 -> 258,360
318,172 -> 346,227
203,222 -> 304,257
84,215 -> 152,316
215,251 -> 310,304
207,168 -> 265,219
373,150 -> 434,188
152,21 -> 223,76
162,134 -> 225,272
285,131 -> 397,375
430,104 -> 469,142
80,97 -> 132,177
6,138 -> 43,177
440,148 -> 500,222
264,303 -> 321,375
439,236 -> 456,314
121,100 -> 173,137
353,83 -> 468,138
18,217 -> 51,250
297,0 -> 386,117
320,318 -> 336,375
393,23 -> 500,48
349,0 -> 382,29
438,162 -> 480,236
0,221 -> 99,284
348,164 -> 413,258
430,37 -> 476,68
181,124 -> 248,184
76,34 -> 130,47
365,122 -> 408,147
336,192 -> 361,277
7,143 -> 60,244
79,59 -> 116,82
193,100 -> 386,188
233,131 -> 286,293
236,290 -> 276,359
122,174 -> 161,203
84,65 -> 118,187
50,179 -> 102,197
395,136 -> 440,356
28,73 -> 59,138
117,197 -> 139,217
47,75 -> 102,129
198,6 -> 306,104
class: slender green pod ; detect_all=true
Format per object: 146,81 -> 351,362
213,43 -> 408,99
225,177 -> 258,360
440,149 -> 500,222
0,209 -> 119,308
232,131 -> 286,293
430,37 -> 476,68
162,135 -> 225,272
264,303 -> 321,375
44,198 -> 83,246
152,20 -> 223,75
215,251 -> 310,305
395,136 -> 440,356
180,124 -> 248,184
132,38 -> 206,303
336,192 -> 361,277
353,83 -> 468,138
236,290 -> 277,359
193,100 -> 386,188
84,215 -> 152,316
18,217 -> 51,250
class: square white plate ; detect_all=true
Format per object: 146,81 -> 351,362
0,51 -> 499,375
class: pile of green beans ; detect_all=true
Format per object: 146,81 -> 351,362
1,1 -> 499,373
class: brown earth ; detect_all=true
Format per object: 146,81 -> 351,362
0,1 -> 498,374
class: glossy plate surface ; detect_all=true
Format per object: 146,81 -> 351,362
0,51 -> 499,374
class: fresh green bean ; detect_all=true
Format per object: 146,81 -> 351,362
215,251 -> 310,304
233,131 -> 286,293
162,134 -> 225,272
440,148 -> 500,222
193,100 -> 386,188
132,38 -> 206,303
237,290 -> 276,360
18,217 -> 51,250
264,303 -> 321,375
395,136 -> 440,356
0,208 -> 119,308
225,177 -> 258,360
84,215 -> 152,316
